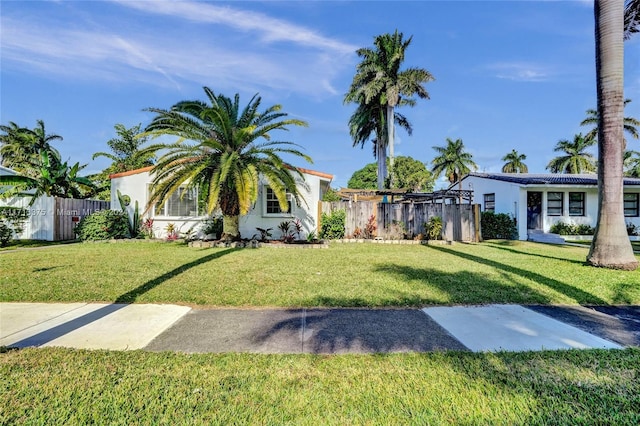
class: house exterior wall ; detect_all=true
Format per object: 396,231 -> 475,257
110,168 -> 330,239
462,174 -> 640,240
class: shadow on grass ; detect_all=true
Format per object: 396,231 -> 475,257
8,248 -> 236,348
483,241 -> 587,265
424,245 -> 606,304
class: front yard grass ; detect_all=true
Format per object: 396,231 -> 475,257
2,347 -> 638,424
2,240 -> 638,306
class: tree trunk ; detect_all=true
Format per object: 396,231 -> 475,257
587,0 -> 638,270
387,104 -> 395,189
376,140 -> 386,190
222,214 -> 240,241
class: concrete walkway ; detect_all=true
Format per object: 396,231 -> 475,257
1,303 -> 638,353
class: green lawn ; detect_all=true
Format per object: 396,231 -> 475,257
2,347 -> 638,424
565,239 -> 640,252
2,240 -> 639,306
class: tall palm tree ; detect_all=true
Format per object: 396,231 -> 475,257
624,150 -> 640,177
0,120 -> 62,176
92,123 -> 156,173
144,87 -> 310,240
625,0 -> 639,40
580,98 -> 640,145
344,30 -> 434,189
501,150 -> 528,173
546,133 -> 597,174
587,0 -> 638,270
431,138 -> 477,202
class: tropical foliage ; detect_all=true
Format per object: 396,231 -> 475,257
430,138 -> 477,185
580,98 -> 640,145
546,133 -> 597,174
348,156 -> 434,191
344,30 -> 434,189
501,150 -> 528,173
625,0 -> 640,40
143,87 -> 310,239
624,150 -> 640,177
0,120 -> 62,177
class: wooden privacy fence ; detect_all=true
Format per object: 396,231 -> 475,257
54,198 -> 110,241
320,201 -> 480,242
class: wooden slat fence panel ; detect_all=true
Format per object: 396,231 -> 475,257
321,201 -> 479,242
54,198 -> 110,241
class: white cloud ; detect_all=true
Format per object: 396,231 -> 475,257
487,62 -> 551,82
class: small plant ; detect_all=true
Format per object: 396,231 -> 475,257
117,190 -> 140,238
293,218 -> 303,239
255,227 -> 273,242
0,207 -> 27,237
320,209 -> 346,239
165,223 -> 179,241
75,210 -> 130,241
352,227 -> 363,239
201,215 -> 223,238
306,230 -> 317,242
363,215 -> 377,239
0,222 -> 13,247
139,218 -> 154,239
424,216 -> 443,241
627,222 -> 639,236
278,220 -> 293,241
385,220 -> 406,240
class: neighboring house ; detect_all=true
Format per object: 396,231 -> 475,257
110,166 -> 334,239
460,173 -> 640,240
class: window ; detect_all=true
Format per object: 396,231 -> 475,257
155,187 -> 199,217
569,192 -> 585,216
483,193 -> 495,212
624,193 -> 639,217
264,186 -> 293,216
547,192 -> 563,216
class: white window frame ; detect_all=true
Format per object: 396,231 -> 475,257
483,193 -> 495,212
262,186 -> 295,217
153,186 -> 199,218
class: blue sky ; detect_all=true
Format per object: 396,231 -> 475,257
2,0 -> 639,189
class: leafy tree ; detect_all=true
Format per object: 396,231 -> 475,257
431,138 -> 477,185
144,87 -> 310,240
587,0 -> 638,270
580,99 -> 640,145
501,150 -> 528,173
321,187 -> 343,202
347,163 -> 378,189
344,30 -> 434,189
624,150 -> 640,177
347,156 -> 434,191
0,120 -> 62,177
0,150 -> 97,204
546,133 -> 597,174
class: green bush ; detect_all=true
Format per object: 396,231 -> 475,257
0,221 -> 13,247
424,216 -> 443,240
75,210 -> 131,241
549,221 -> 595,235
481,212 -> 517,240
320,209 -> 346,239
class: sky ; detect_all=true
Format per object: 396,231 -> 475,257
1,0 -> 639,189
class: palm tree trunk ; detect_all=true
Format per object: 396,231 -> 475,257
376,141 -> 386,190
587,0 -> 638,270
222,214 -> 240,241
387,104 -> 395,189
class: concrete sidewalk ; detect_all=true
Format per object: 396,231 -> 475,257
1,303 -> 637,353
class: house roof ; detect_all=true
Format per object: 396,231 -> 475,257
463,172 -> 640,186
109,165 -> 333,181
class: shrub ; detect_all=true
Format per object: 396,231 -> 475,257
384,220 -> 406,240
322,187 -> 342,202
0,221 -> 13,247
201,215 -> 223,237
320,209 -> 345,239
424,216 -> 443,240
627,222 -> 639,236
549,221 -> 595,235
363,215 -> 377,239
481,212 -> 517,240
575,224 -> 595,235
75,210 -> 130,241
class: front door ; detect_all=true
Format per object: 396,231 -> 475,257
527,191 -> 542,230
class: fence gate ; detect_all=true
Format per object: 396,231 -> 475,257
54,198 -> 110,241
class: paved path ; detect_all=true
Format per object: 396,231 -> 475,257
1,303 -> 637,353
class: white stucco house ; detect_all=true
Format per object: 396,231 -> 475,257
110,165 -> 333,239
460,173 -> 640,241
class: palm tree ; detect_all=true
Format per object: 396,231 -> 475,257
546,133 -> 597,174
344,30 -> 434,189
624,150 -> 640,177
501,150 -> 528,173
625,0 -> 639,40
0,120 -> 62,176
92,123 -> 156,173
587,0 -> 638,270
143,87 -> 310,240
580,98 -> 640,146
431,138 -> 477,202
0,150 -> 97,204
